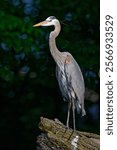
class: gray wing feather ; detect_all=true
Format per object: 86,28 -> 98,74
56,52 -> 86,115
64,55 -> 86,115
64,57 -> 85,104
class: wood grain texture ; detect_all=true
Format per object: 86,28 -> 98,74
37,117 -> 100,150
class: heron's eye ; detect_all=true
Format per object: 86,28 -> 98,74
49,19 -> 52,22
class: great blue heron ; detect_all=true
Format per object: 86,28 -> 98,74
33,16 -> 86,130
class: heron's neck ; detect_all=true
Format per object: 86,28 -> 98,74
49,22 -> 65,65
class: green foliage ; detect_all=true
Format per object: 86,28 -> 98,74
0,66 -> 14,82
0,0 -> 99,149
0,10 -> 42,52
0,10 -> 44,84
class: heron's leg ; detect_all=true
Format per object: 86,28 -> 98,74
66,102 -> 71,128
72,99 -> 76,131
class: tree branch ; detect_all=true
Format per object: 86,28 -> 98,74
37,117 -> 100,150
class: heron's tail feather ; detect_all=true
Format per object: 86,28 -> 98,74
75,101 -> 81,114
82,109 -> 86,116
75,101 -> 86,116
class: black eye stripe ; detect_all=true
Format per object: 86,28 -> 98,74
47,16 -> 56,22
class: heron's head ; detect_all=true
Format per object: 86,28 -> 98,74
33,16 -> 59,27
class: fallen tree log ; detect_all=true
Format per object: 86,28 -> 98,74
37,117 -> 100,150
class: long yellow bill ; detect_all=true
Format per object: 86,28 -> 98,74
33,20 -> 49,27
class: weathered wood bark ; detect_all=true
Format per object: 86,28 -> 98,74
37,117 -> 100,150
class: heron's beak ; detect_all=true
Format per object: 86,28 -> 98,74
33,20 -> 49,27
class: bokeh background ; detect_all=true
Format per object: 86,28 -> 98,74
0,0 -> 100,150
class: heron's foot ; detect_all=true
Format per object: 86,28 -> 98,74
65,124 -> 69,130
64,124 -> 76,140
66,123 -> 69,128
66,123 -> 76,132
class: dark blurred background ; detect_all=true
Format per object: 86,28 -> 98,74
0,0 -> 100,150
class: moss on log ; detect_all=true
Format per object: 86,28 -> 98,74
37,117 -> 100,150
